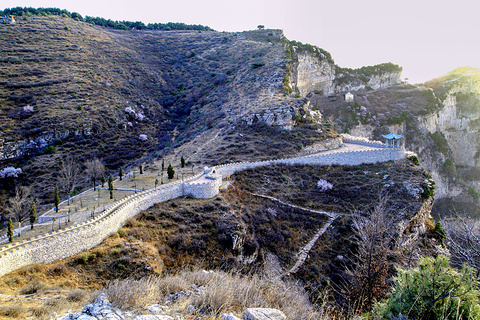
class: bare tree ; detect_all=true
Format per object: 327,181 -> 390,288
443,215 -> 480,276
58,156 -> 80,205
5,186 -> 31,237
85,158 -> 105,191
345,199 -> 395,315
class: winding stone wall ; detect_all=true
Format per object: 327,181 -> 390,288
0,144 -> 404,277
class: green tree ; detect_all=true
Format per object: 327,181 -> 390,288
101,175 -> 106,187
7,219 -> 13,242
155,178 -> 159,189
162,159 -> 165,171
29,199 -> 36,229
54,185 -> 60,213
119,167 -> 123,181
167,164 -> 175,179
140,164 -> 143,174
181,156 -> 185,168
108,174 -> 114,199
374,255 -> 480,320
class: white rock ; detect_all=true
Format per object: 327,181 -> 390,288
221,312 -> 242,320
243,308 -> 286,320
77,315 -> 97,320
146,304 -> 168,314
133,316 -> 174,320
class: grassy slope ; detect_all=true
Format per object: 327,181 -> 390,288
0,161 -> 434,319
1,16 -> 314,206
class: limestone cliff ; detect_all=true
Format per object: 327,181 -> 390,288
309,67 -> 480,215
286,40 -> 402,97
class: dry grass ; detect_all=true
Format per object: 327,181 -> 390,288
19,280 -> 48,295
0,303 -> 24,318
100,269 -> 333,319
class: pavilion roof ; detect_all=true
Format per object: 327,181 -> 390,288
382,132 -> 403,140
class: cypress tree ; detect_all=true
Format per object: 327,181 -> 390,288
119,167 -> 123,181
162,159 -> 165,171
140,164 -> 143,174
181,156 -> 185,168
7,219 -> 13,242
167,164 -> 175,179
101,175 -> 106,187
29,199 -> 37,229
108,174 -> 114,199
54,185 -> 60,213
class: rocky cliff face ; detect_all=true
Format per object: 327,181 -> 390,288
308,67 -> 480,215
288,45 -> 402,97
290,52 -> 336,96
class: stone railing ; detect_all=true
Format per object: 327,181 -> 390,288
212,146 -> 404,178
0,171 -> 203,277
0,142 -> 405,277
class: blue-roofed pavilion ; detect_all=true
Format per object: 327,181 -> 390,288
382,132 -> 403,148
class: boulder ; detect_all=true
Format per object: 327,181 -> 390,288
243,308 -> 286,320
221,312 -> 242,320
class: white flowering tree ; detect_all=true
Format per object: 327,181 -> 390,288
0,167 -> 22,178
317,179 -> 333,191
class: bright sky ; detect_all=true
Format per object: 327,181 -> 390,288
3,0 -> 479,83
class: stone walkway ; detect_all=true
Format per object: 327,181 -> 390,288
0,141 -> 403,278
251,193 -> 339,276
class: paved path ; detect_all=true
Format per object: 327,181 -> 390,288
252,193 -> 339,276
286,216 -> 337,275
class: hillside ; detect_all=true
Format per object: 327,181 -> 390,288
0,9 -> 456,320
0,160 -> 438,319
306,67 -> 480,217
0,15 -> 311,206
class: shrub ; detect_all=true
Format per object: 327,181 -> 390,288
252,61 -> 265,68
0,303 -> 23,317
117,228 -> 127,238
66,289 -> 87,302
433,221 -> 447,244
421,180 -> 435,199
374,255 -> 480,320
44,145 -> 56,154
408,155 -> 420,166
19,281 -> 47,294
468,186 -> 479,200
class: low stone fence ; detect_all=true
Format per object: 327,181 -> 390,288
213,147 -> 405,178
343,139 -> 386,148
0,172 -> 202,277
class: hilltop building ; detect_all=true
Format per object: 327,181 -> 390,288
345,92 -> 354,102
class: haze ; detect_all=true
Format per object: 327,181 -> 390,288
3,0 -> 479,84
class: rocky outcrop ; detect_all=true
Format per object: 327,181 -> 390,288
241,104 -> 297,129
57,293 -> 286,320
290,52 -> 336,96
336,70 -> 402,93
0,125 -> 92,160
289,51 -> 402,97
